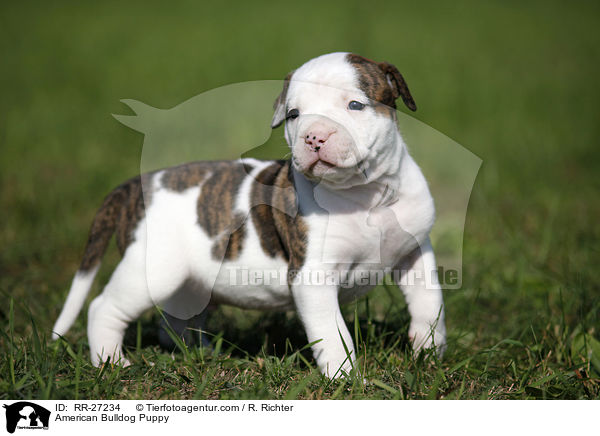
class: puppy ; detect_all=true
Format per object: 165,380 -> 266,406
53,52 -> 446,378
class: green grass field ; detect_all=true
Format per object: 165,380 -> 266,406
1,0 -> 599,399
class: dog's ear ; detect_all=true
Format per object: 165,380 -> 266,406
377,62 -> 417,111
271,70 -> 294,128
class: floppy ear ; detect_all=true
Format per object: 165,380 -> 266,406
378,62 -> 417,111
271,70 -> 294,128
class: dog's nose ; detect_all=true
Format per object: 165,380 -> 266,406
304,126 -> 336,151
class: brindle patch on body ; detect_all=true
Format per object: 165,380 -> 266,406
250,160 -> 307,280
80,173 -> 153,271
211,212 -> 246,260
161,162 -> 210,192
346,53 -> 416,116
242,162 -> 255,175
170,161 -> 249,261
251,162 -> 287,258
162,160 -> 249,260
196,162 -> 246,237
161,160 -> 254,194
79,160 -> 254,273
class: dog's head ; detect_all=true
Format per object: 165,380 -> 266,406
272,52 -> 416,187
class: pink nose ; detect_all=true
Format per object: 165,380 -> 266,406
304,127 -> 335,151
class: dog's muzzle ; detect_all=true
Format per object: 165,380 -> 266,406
292,115 -> 361,179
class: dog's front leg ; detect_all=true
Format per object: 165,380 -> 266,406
395,237 -> 447,356
292,282 -> 356,378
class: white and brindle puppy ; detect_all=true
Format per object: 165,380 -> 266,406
53,52 -> 446,378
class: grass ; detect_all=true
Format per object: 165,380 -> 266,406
1,0 -> 599,399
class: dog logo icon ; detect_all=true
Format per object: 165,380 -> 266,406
3,402 -> 50,433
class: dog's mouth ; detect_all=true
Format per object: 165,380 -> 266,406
295,156 -> 368,182
309,159 -> 336,174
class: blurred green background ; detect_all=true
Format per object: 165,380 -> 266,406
1,0 -> 599,398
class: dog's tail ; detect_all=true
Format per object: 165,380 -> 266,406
52,177 -> 143,340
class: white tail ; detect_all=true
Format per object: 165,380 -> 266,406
52,265 -> 100,340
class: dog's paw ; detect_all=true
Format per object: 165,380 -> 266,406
409,321 -> 446,358
317,354 -> 357,380
92,350 -> 131,368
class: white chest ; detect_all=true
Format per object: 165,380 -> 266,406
303,189 -> 434,267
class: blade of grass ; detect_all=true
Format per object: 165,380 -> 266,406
371,379 -> 402,399
284,373 -> 314,399
8,299 -> 15,387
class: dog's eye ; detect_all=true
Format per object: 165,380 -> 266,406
286,108 -> 299,120
348,100 -> 366,111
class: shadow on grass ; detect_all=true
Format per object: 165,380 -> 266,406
123,304 -> 413,361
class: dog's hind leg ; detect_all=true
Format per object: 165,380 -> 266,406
87,254 -> 155,367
